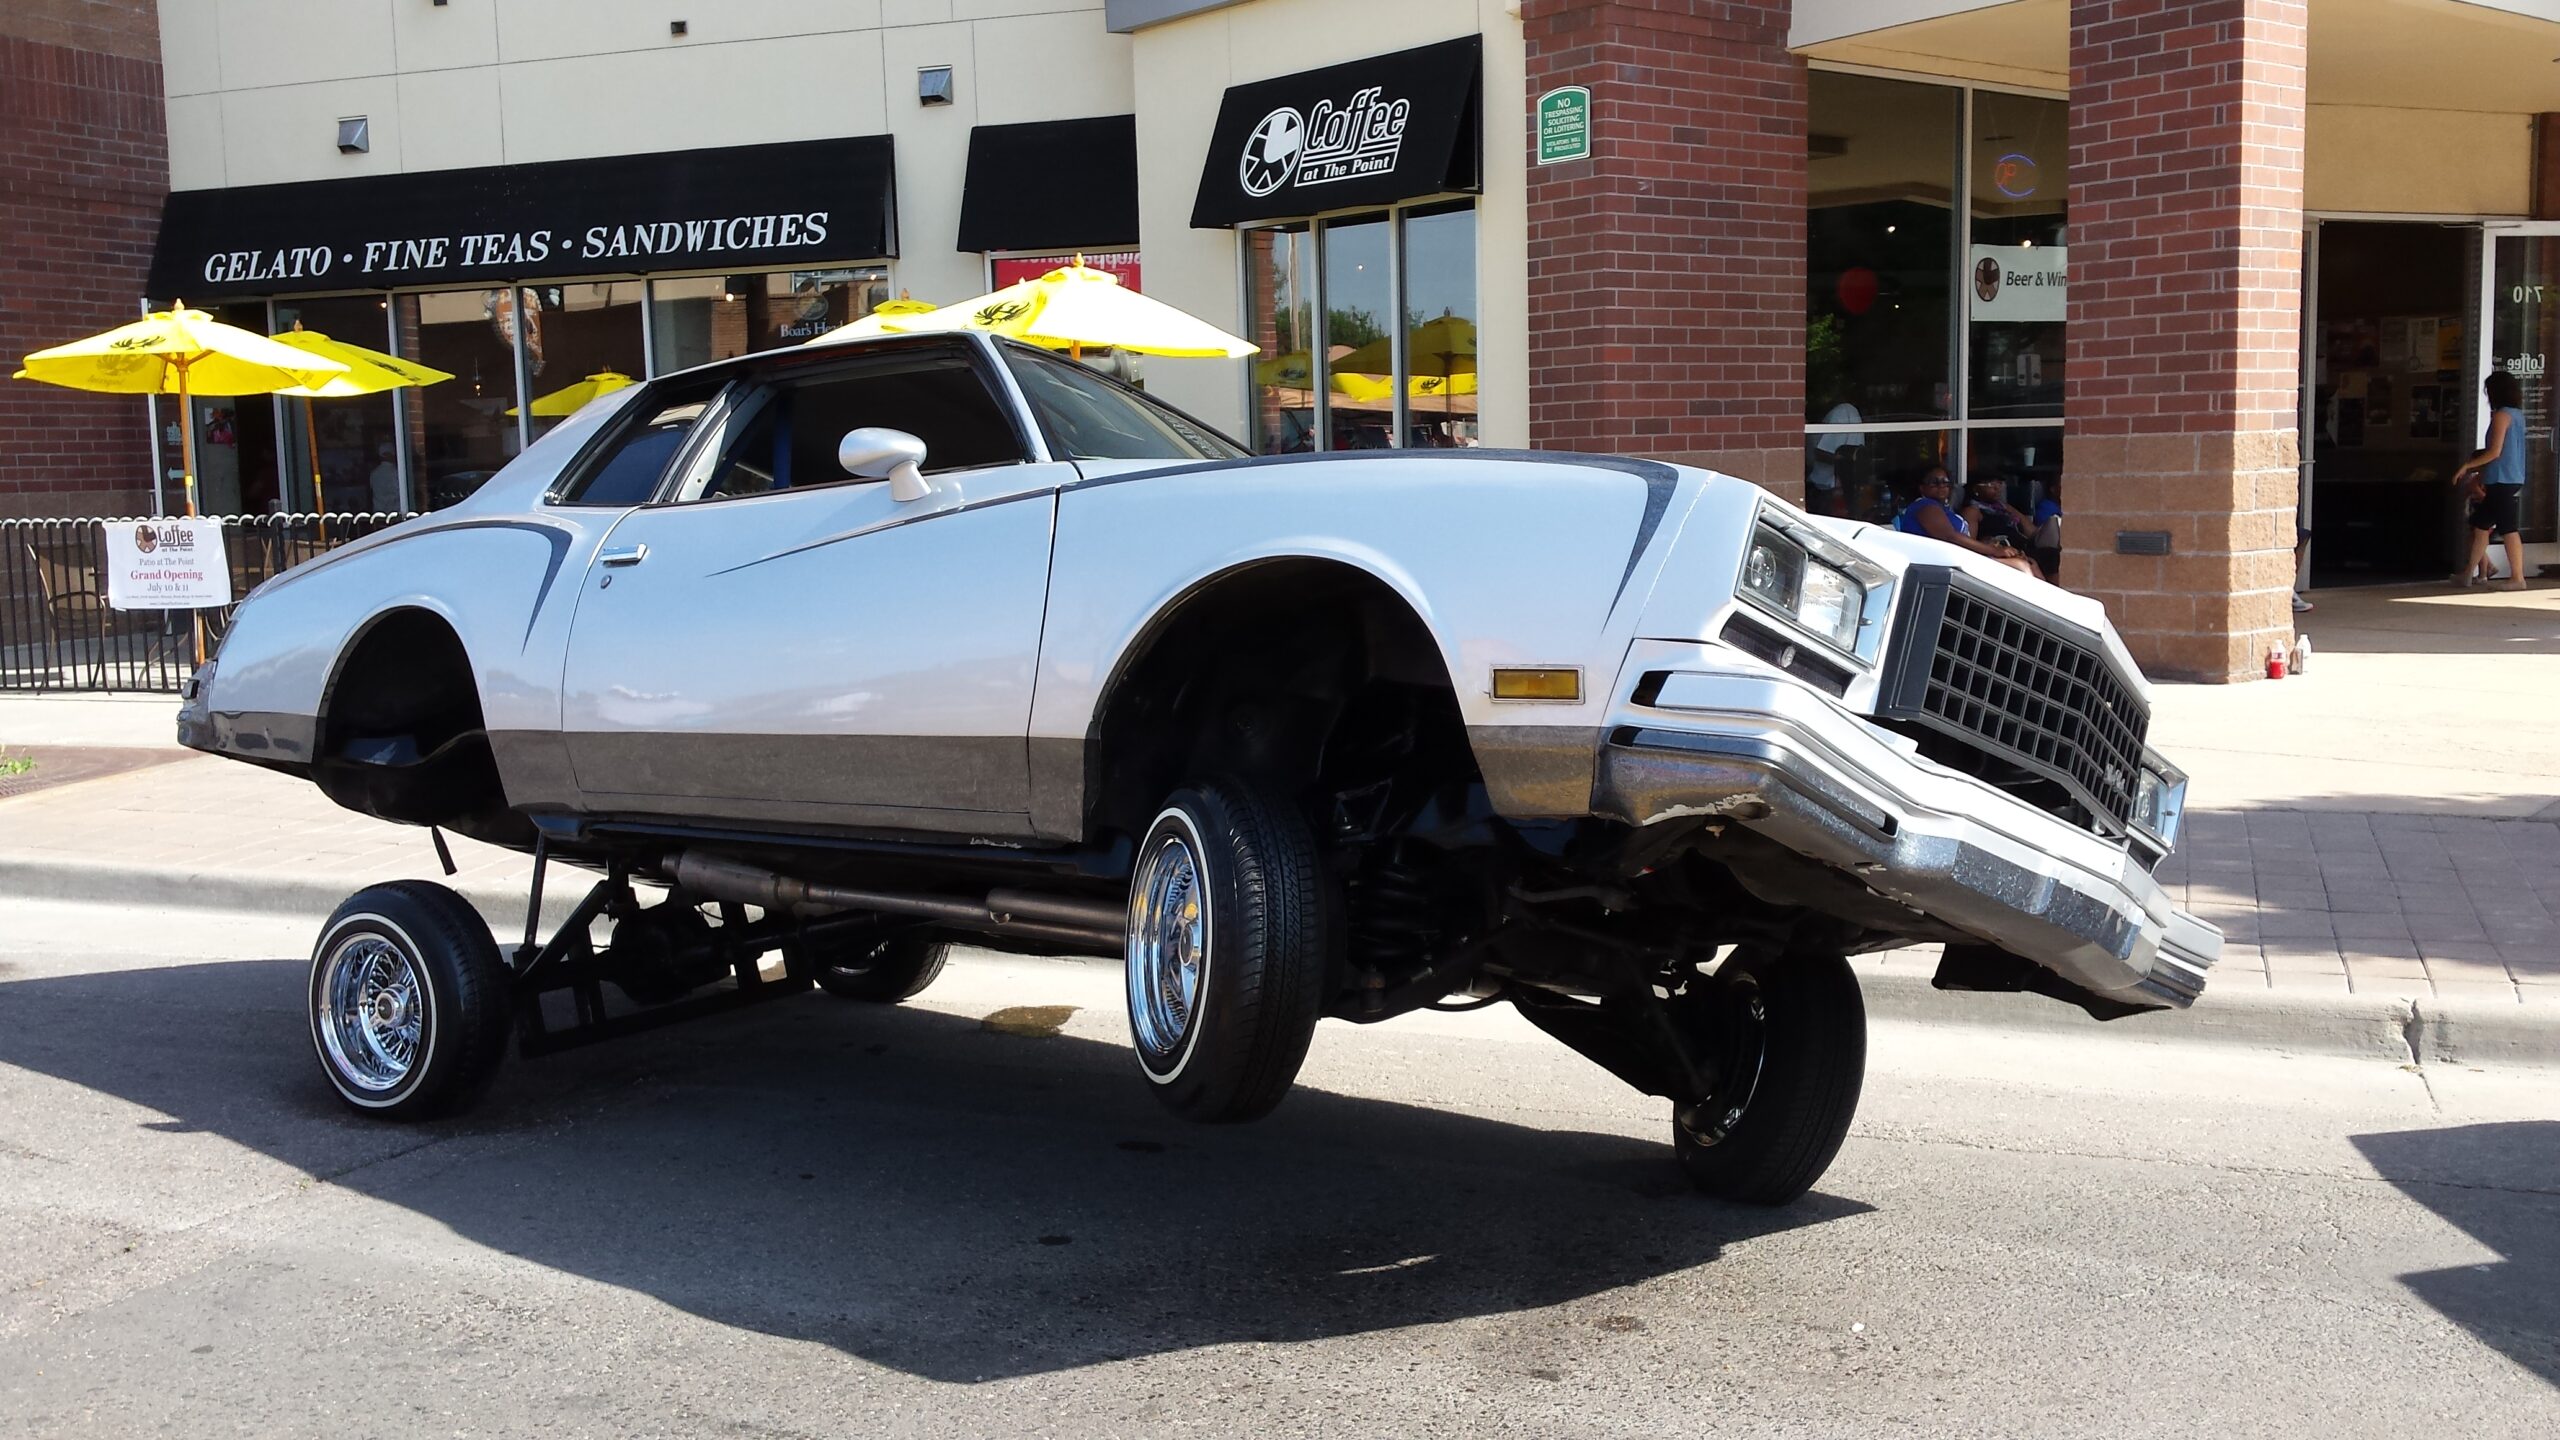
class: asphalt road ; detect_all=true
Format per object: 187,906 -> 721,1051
1,897 -> 2554,1439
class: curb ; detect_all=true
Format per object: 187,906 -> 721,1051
7,853 -> 2552,1069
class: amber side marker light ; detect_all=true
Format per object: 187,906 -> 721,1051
1491,667 -> 1582,701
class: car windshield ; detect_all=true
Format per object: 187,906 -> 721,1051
1002,347 -> 1245,463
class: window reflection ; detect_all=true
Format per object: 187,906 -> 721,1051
186,303 -> 281,517
1244,224 -> 1316,455
1967,92 -> 2067,419
1320,214 -> 1394,450
1807,72 -> 1957,425
395,289 -> 516,511
1399,203 -> 1477,448
650,268 -> 890,373
273,295 -> 403,513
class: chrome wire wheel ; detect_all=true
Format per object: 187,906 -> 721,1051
1126,820 -> 1210,1074
317,932 -> 428,1093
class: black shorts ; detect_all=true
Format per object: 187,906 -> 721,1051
2471,484 -> 2522,537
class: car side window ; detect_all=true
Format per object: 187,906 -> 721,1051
678,355 -> 1030,503
550,378 -> 726,506
1003,349 -> 1247,461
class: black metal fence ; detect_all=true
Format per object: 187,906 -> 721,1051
2,513 -> 412,694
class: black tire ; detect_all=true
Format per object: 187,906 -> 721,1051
807,929 -> 950,1003
1124,778 -> 1332,1123
307,880 -> 512,1120
1674,945 -> 1865,1205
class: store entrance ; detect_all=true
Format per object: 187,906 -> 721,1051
2305,221 -> 2477,584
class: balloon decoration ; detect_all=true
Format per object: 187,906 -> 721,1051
1834,266 -> 1879,317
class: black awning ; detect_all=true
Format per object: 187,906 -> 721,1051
957,115 -> 1139,254
1191,36 -> 1480,228
148,135 -> 898,301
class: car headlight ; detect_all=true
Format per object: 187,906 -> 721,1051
1739,525 -> 1866,653
2132,754 -> 2188,850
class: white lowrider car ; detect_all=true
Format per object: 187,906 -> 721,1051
181,331 -> 2215,1204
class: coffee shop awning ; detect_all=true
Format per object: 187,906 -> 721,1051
956,115 -> 1140,254
147,136 -> 898,302
1190,36 -> 1480,229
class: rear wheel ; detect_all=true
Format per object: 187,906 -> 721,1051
307,880 -> 512,1119
1672,945 -> 1865,1205
806,929 -> 950,1003
1125,778 -> 1332,1123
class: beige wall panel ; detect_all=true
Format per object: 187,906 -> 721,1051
492,33 -> 891,167
212,0 -> 397,91
1128,11 -> 1239,430
2306,106 -> 2535,216
882,23 -> 986,304
158,0 -> 225,97
392,0 -> 501,72
1219,0 -> 1482,80
1472,0 -> 1525,451
218,77 -> 405,188
396,67 -> 505,176
885,0 -> 957,24
495,1 -> 885,63
163,92 -> 228,192
955,0 -> 1105,19
971,11 -> 1133,125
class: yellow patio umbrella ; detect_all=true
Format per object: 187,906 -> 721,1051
12,305 -> 348,517
1337,313 -> 1479,421
812,297 -> 941,344
506,370 -> 634,418
270,327 -> 453,530
882,257 -> 1254,359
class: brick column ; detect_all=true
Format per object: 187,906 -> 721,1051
0,0 -> 167,519
1522,1 -> 1806,499
2064,0 -> 2305,682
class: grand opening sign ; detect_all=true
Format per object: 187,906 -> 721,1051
104,519 -> 232,611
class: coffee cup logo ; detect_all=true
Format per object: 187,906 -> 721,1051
1975,257 -> 2003,304
135,524 -> 158,554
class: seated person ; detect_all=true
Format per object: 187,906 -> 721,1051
1962,473 -> 2033,550
1897,466 -> 2040,578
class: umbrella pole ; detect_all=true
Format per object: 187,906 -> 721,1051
304,397 -> 327,542
176,359 -> 204,668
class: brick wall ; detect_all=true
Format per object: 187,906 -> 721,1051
0,0 -> 168,520
1520,0 -> 1806,497
2063,0 -> 2305,682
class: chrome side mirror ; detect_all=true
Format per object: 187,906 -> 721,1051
838,427 -> 931,502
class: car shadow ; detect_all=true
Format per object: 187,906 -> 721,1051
0,957 -> 1871,1382
2350,1122 -> 2560,1391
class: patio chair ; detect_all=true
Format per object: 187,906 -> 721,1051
18,538 -> 109,688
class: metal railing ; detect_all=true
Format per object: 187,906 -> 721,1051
2,512 -> 413,694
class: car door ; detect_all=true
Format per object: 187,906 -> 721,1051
557,343 -> 1069,834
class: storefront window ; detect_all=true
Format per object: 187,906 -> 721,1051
2491,233 -> 2558,545
1807,72 -> 1957,427
1242,202 -> 1477,455
1321,214 -> 1395,450
184,302 -> 281,517
397,289 -> 518,511
1244,224 -> 1316,455
273,295 -> 402,514
519,282 -> 645,440
649,268 -> 890,374
1400,203 -> 1477,447
1966,92 -> 2067,420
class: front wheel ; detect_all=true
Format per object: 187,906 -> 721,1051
308,880 -> 512,1120
1673,945 -> 1865,1205
1124,779 -> 1333,1123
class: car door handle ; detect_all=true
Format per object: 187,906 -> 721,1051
599,544 -> 649,568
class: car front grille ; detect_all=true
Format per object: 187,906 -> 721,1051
1876,569 -> 2148,835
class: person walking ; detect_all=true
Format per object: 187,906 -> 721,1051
1899,465 -> 2040,577
2447,371 -> 2531,592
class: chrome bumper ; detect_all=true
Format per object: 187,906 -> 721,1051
1597,666 -> 2220,1011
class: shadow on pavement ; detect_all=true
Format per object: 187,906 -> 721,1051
0,957 -> 1869,1382
2351,1123 -> 2560,1390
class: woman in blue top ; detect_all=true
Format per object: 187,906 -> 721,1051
2448,371 -> 2531,592
1898,466 -> 2041,577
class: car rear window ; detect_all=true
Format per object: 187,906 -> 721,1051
551,378 -> 725,506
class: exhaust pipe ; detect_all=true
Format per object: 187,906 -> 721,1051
669,851 -> 1125,953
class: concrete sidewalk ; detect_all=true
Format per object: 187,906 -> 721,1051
2,580 -> 2553,1063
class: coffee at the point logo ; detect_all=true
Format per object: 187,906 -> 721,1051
1238,84 -> 1411,199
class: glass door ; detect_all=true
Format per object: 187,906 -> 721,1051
2484,226 -> 2559,564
